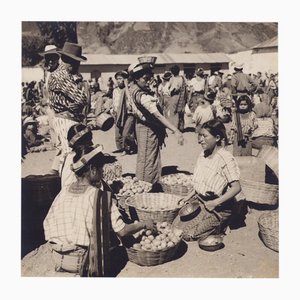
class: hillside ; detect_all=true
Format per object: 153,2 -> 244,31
22,21 -> 277,61
77,22 -> 277,54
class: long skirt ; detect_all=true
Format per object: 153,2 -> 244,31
135,122 -> 161,184
164,94 -> 179,128
172,196 -> 232,241
232,136 -> 252,156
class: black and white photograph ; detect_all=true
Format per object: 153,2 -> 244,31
20,20 -> 279,278
2,0 -> 299,298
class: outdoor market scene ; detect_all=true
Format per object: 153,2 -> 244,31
21,22 -> 279,278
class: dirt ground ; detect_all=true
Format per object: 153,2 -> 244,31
21,124 -> 279,278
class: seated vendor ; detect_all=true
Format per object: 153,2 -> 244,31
22,144 -> 155,277
173,119 -> 245,241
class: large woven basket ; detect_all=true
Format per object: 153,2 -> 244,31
258,210 -> 279,252
240,179 -> 278,205
125,193 -> 182,223
257,145 -> 278,178
126,240 -> 181,266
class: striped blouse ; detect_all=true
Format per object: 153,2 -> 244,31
193,148 -> 240,197
44,185 -> 125,247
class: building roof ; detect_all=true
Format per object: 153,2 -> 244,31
81,52 -> 231,65
252,36 -> 278,50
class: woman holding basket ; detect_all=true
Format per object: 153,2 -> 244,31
173,119 -> 245,241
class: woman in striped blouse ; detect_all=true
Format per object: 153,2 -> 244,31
173,119 -> 243,241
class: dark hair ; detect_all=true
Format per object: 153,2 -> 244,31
236,94 -> 253,112
201,119 -> 228,146
67,124 -> 93,150
170,65 -> 180,76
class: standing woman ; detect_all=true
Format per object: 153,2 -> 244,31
128,60 -> 184,184
173,119 -> 244,241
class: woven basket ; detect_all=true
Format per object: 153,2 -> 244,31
160,175 -> 193,196
125,193 -> 182,223
257,145 -> 278,177
258,210 -> 279,252
126,240 -> 181,266
240,179 -> 278,205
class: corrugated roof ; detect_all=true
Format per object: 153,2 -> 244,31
252,36 -> 278,49
81,52 -> 231,65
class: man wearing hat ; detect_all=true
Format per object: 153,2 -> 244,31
38,45 -> 62,174
231,64 -> 256,100
47,42 -> 88,170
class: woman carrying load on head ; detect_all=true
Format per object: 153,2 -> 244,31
21,144 -> 155,277
127,59 -> 184,185
173,119 -> 245,242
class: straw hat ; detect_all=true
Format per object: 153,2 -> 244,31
162,71 -> 172,80
71,144 -> 104,172
234,64 -> 244,71
57,42 -> 87,61
39,45 -> 60,57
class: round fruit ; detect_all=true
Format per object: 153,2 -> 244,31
145,230 -> 152,236
167,241 -> 175,248
148,235 -> 154,241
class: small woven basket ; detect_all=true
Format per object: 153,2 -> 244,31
126,240 -> 181,266
258,210 -> 279,252
240,179 -> 278,205
125,193 -> 182,223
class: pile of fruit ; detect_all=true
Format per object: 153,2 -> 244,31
161,173 -> 193,187
132,221 -> 183,252
110,176 -> 152,198
103,161 -> 122,182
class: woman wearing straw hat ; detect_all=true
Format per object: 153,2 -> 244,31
22,144 -> 155,277
128,60 -> 184,184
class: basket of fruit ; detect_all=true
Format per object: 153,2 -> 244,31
240,179 -> 278,205
103,160 -> 123,182
258,210 -> 279,252
126,222 -> 183,266
125,193 -> 183,223
110,176 -> 152,211
160,173 -> 193,196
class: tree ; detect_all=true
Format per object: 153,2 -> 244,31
36,22 -> 78,49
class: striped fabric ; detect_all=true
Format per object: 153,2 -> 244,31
193,148 -> 240,197
43,185 -> 125,248
52,116 -> 78,157
48,64 -> 87,122
135,122 -> 161,184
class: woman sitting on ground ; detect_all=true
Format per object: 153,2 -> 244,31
22,144 -> 155,277
173,119 -> 245,241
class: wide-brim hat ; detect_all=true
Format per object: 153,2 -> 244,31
57,42 -> 87,62
128,62 -> 154,77
23,116 -> 38,126
38,45 -> 60,57
68,127 -> 91,147
234,64 -> 243,71
195,68 -> 204,76
162,71 -> 172,80
204,90 -> 216,102
114,70 -> 129,80
71,144 -> 104,172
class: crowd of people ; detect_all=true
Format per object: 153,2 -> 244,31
21,41 -> 279,277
